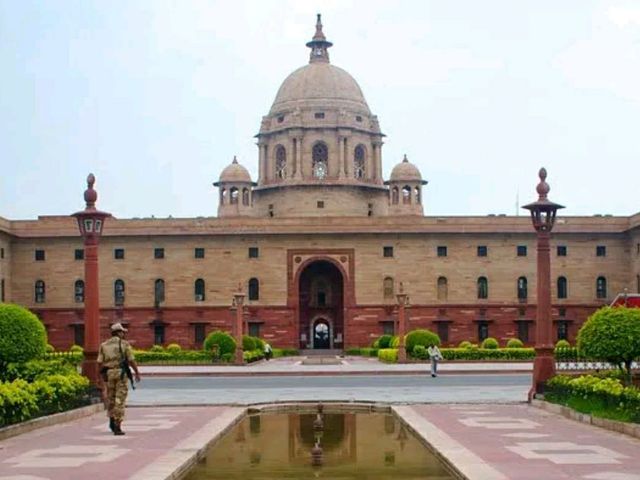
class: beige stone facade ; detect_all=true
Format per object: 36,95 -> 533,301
1,16 -> 639,350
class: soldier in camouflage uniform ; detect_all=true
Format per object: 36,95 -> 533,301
97,323 -> 141,435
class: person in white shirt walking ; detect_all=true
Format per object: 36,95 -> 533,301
427,344 -> 443,377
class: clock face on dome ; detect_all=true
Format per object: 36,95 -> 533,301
314,162 -> 327,179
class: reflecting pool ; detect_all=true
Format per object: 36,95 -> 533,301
185,409 -> 454,479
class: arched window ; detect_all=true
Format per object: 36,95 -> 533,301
383,277 -> 394,299
114,279 -> 125,306
477,276 -> 488,299
437,276 -> 448,301
230,187 -> 239,204
35,280 -> 45,303
248,278 -> 260,301
391,187 -> 399,205
220,188 -> 226,205
242,188 -> 250,206
517,276 -> 528,301
596,276 -> 607,299
312,142 -> 328,179
557,276 -> 568,299
402,186 -> 411,204
415,186 -> 421,204
354,145 -> 365,179
195,278 -> 205,302
275,145 -> 287,179
74,279 -> 85,303
154,279 -> 165,306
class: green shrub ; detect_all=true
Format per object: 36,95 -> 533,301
3,359 -> 77,382
555,339 -> 571,349
577,306 -> 640,384
243,349 -> 264,363
0,379 -> 39,427
242,335 -> 257,351
253,337 -> 265,351
506,338 -> 524,348
412,345 -> 428,360
69,345 -> 83,353
45,344 -> 55,353
377,334 -> 394,349
390,336 -> 400,348
203,331 -> 237,358
441,348 -> 535,361
458,340 -> 472,349
272,348 -> 298,358
149,345 -> 164,353
0,304 -> 47,367
166,343 -> 182,354
378,348 -> 398,363
372,339 -> 380,348
481,337 -> 499,349
405,329 -> 440,353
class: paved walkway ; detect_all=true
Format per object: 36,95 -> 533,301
140,355 -> 533,376
2,404 -> 639,480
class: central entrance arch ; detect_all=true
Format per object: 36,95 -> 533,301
298,260 -> 344,350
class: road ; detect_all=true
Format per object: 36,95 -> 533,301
128,373 -> 530,405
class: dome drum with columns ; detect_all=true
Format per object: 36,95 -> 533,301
215,15 -> 426,218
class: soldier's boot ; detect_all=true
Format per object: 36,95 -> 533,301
113,422 -> 125,436
109,417 -> 116,432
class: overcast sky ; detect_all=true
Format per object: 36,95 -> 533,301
1,0 -> 639,220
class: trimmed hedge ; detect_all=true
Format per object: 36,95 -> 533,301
546,374 -> 640,423
345,347 -> 379,357
405,329 -> 440,352
203,331 -> 236,358
242,335 -> 257,352
506,338 -> 524,348
0,372 -> 90,427
272,348 -> 299,358
481,337 -> 499,349
0,304 -> 47,366
376,347 -> 536,362
378,348 -> 398,363
243,349 -> 264,363
3,359 -> 78,383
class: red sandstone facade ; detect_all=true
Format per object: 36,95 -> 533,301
1,17 -> 639,351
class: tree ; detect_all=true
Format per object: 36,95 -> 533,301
577,306 -> 640,384
0,304 -> 47,368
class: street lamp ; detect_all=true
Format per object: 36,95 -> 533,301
233,284 -> 246,365
522,168 -> 564,398
72,174 -> 111,385
396,282 -> 409,363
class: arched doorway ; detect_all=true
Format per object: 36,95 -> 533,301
298,260 -> 344,350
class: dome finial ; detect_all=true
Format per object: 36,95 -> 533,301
306,13 -> 333,64
403,154 -> 408,163
232,155 -> 238,164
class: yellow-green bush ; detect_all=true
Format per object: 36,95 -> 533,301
378,348 -> 398,363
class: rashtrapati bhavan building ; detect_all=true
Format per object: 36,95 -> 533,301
1,16 -> 639,351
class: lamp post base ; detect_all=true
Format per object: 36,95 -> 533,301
397,346 -> 407,363
235,347 -> 244,365
531,346 -> 555,397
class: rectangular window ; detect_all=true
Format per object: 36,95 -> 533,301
248,247 -> 259,258
557,245 -> 567,256
596,245 -> 606,257
194,248 -> 205,259
248,322 -> 261,338
154,248 -> 165,259
557,321 -> 568,341
194,324 -> 206,344
383,246 -> 394,258
437,246 -> 447,257
382,321 -> 395,335
517,321 -> 529,343
35,249 -> 45,261
0,247 -> 4,259
637,243 -> 640,255
317,200 -> 324,209
314,112 -> 325,119
477,322 -> 489,342
154,325 -> 165,345
517,245 -> 527,257
356,115 -> 363,122
436,322 -> 449,343
74,249 -> 84,260
114,248 -> 125,260
477,246 -> 487,257
73,325 -> 85,347
1,278 -> 4,302
637,274 -> 640,294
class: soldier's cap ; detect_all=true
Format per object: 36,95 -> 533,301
110,323 -> 127,332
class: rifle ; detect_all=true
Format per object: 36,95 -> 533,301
118,339 -> 136,390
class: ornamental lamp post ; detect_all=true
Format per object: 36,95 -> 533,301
233,285 -> 246,365
522,168 -> 564,398
72,174 -> 111,386
396,282 -> 409,363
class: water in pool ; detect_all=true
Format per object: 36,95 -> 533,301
185,410 -> 454,479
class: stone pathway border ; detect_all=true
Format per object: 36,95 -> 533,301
532,398 -> 640,440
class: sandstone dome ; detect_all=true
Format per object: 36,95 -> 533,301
389,155 -> 426,183
215,156 -> 253,185
269,62 -> 370,115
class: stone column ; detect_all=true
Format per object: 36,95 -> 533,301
373,140 -> 383,183
338,136 -> 345,179
263,144 -> 270,183
258,141 -> 265,184
344,136 -> 350,178
295,136 -> 303,179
